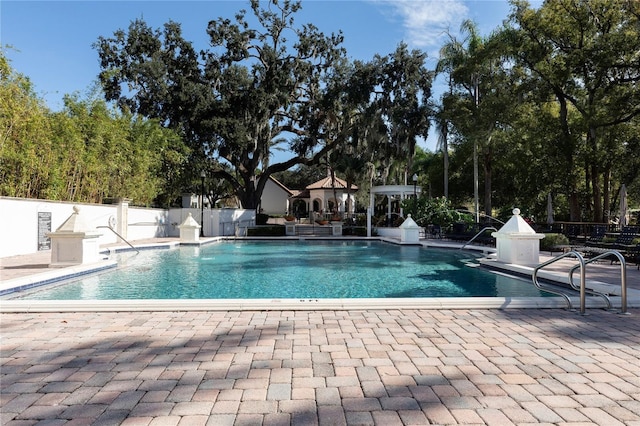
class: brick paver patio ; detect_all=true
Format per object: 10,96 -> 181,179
2,308 -> 639,425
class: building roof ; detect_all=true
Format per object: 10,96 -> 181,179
268,176 -> 294,195
290,189 -> 310,199
306,176 -> 358,190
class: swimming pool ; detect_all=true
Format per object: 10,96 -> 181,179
6,240 -> 548,300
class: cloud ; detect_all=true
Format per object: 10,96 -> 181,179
373,0 -> 469,51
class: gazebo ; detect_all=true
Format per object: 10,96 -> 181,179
367,185 -> 421,237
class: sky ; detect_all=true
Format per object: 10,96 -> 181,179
2,0 -> 517,152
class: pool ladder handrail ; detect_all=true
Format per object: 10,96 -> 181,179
460,226 -> 497,250
568,250 -> 627,315
532,251 -> 585,313
96,226 -> 140,254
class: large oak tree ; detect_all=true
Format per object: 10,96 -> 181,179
95,0 -> 433,210
96,0 -> 365,209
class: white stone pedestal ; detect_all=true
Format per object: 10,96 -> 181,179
178,213 -> 201,242
399,215 -> 421,243
285,223 -> 296,236
47,206 -> 102,267
492,208 -> 545,266
331,223 -> 342,236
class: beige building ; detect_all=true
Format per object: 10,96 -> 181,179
289,175 -> 358,219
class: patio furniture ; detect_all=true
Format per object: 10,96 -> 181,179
603,226 -> 640,251
623,243 -> 640,270
584,225 -> 608,246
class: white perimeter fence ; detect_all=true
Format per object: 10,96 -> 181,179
0,197 -> 255,258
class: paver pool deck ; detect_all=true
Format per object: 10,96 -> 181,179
2,239 -> 639,425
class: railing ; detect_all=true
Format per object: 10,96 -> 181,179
533,251 -> 584,313
568,250 -> 628,314
373,212 -> 404,227
460,226 -> 497,250
97,226 -> 140,254
456,210 -> 505,225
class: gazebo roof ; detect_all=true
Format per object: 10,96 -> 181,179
306,176 -> 357,190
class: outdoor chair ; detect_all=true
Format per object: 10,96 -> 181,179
624,243 -> 640,270
584,225 -> 608,247
565,224 -> 582,242
430,224 -> 442,239
446,222 -> 470,241
603,227 -> 640,251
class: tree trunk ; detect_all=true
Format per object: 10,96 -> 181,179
330,167 -> 339,215
483,150 -> 492,218
587,127 -> 603,223
602,166 -> 611,223
555,89 -> 581,221
569,192 -> 581,221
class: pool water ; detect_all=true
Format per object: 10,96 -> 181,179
10,241 -> 547,300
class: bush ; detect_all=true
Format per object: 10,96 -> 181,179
247,225 -> 285,236
540,233 -> 569,251
256,213 -> 270,225
343,226 -> 369,236
401,196 -> 467,230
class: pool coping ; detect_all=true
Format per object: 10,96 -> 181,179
1,237 -> 638,312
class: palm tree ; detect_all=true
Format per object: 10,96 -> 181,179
434,105 -> 449,199
436,20 -> 484,223
436,20 -> 511,222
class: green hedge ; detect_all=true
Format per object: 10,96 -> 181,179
540,233 -> 569,251
343,226 -> 369,236
247,225 -> 285,236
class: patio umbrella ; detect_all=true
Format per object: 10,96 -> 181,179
546,193 -> 554,225
619,184 -> 629,227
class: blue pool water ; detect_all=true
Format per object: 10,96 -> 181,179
10,241 -> 547,300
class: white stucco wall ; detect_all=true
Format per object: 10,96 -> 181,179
0,197 -> 120,257
260,179 -> 290,215
166,208 -> 254,237
309,189 -> 354,213
127,207 -> 170,240
0,197 -> 256,258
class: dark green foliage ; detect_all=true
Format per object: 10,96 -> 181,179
247,225 -> 285,236
540,233 -> 570,252
256,213 -> 270,226
95,0 -> 353,209
94,1 -> 434,210
401,196 -> 467,230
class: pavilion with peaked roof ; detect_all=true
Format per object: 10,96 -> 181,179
289,173 -> 358,219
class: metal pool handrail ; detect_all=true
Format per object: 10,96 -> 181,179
97,226 -> 140,254
533,251 -> 586,313
460,226 -> 497,250
568,250 -> 628,314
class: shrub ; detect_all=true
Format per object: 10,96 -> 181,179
540,233 -> 569,251
401,196 -> 467,230
344,226 -> 369,236
247,225 -> 285,236
256,213 -> 270,225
